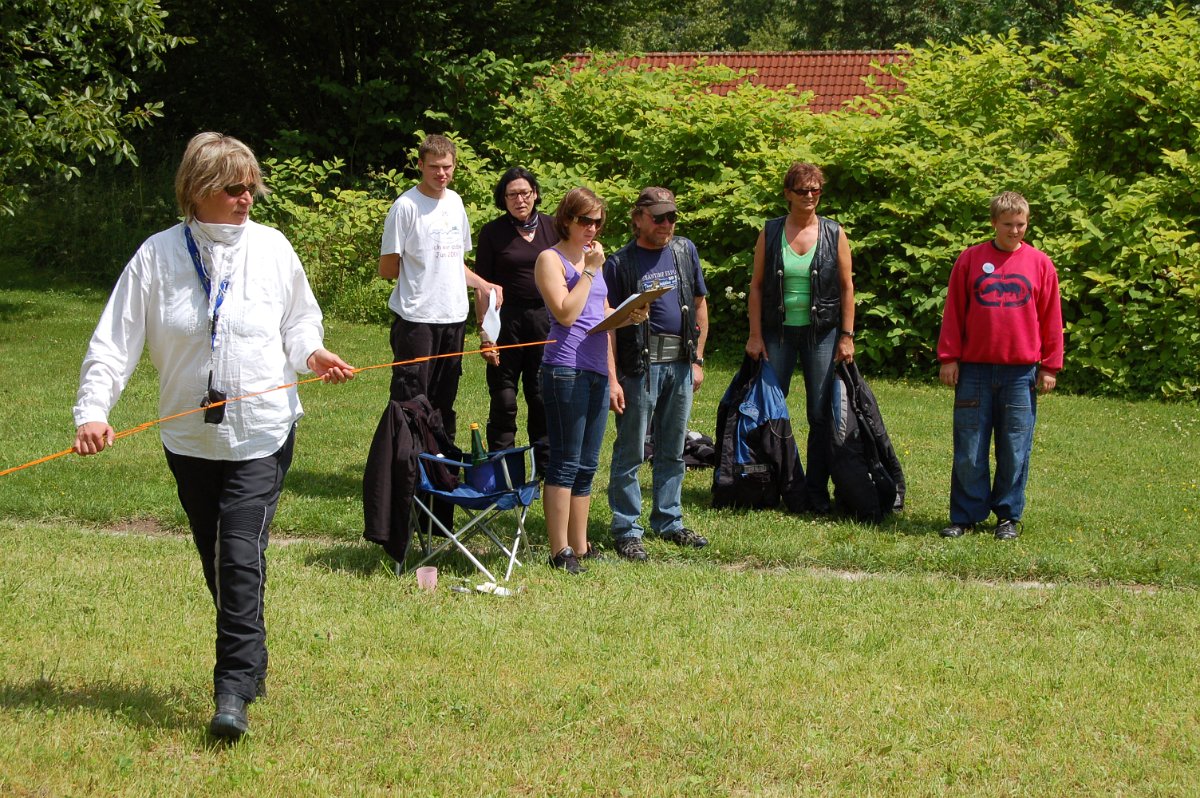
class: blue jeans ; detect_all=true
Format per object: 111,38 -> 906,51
608,360 -> 693,540
766,325 -> 837,509
540,366 -> 609,495
950,363 -> 1038,524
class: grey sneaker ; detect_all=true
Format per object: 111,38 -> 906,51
614,537 -> 649,561
660,527 -> 708,548
994,519 -> 1022,541
549,546 -> 586,574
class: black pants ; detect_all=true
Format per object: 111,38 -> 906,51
164,428 -> 295,702
389,315 -> 465,444
486,303 -> 550,472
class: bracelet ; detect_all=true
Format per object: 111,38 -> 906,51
581,269 -> 595,280
838,329 -> 855,339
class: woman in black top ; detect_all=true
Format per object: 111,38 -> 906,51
473,167 -> 559,472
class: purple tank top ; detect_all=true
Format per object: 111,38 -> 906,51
542,249 -> 609,375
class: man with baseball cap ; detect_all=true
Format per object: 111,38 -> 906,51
603,187 -> 710,561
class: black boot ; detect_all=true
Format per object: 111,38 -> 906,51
209,693 -> 249,739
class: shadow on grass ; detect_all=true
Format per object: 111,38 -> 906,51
301,536 -> 549,585
884,511 -> 944,537
301,542 -> 388,576
680,480 -> 715,509
285,466 -> 362,500
0,677 -> 192,731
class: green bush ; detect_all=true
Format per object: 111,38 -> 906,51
254,157 -> 399,325
474,3 -> 1200,399
11,3 -> 1192,400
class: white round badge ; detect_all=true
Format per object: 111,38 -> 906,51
982,262 -> 995,274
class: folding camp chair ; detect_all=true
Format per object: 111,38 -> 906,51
407,446 -> 539,583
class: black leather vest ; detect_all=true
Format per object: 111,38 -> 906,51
759,214 -> 843,339
606,236 -> 699,379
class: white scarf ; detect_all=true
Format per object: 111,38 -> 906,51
189,220 -> 248,280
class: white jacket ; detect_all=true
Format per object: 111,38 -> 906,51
74,220 -> 325,460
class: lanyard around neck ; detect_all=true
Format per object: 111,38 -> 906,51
184,226 -> 232,352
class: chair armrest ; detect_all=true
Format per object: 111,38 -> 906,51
417,451 -> 471,469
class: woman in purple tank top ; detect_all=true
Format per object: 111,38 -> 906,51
535,187 -> 647,574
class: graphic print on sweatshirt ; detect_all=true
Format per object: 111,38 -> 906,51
973,269 -> 1032,308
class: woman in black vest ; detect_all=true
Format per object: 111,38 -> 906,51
745,162 -> 856,513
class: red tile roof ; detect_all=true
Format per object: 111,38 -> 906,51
569,51 -> 906,112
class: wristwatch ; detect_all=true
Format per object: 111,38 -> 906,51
694,358 -> 705,366
838,329 -> 855,339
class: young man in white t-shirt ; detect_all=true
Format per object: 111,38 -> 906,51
378,134 -> 502,443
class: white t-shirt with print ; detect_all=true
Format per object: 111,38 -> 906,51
380,186 -> 473,323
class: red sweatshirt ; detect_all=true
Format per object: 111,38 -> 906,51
937,240 -> 1064,371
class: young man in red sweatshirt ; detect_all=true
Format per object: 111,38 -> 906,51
936,191 -> 1064,540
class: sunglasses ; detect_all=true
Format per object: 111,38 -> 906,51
223,183 -> 255,197
788,187 -> 822,196
573,214 -> 603,228
651,211 -> 678,224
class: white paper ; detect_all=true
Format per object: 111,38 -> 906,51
482,289 -> 501,342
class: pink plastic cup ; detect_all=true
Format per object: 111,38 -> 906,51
415,566 -> 438,592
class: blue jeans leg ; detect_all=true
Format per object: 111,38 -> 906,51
991,365 -> 1037,521
950,363 -> 1037,524
609,373 -> 652,541
541,366 -> 608,496
648,361 -> 693,535
608,361 -> 693,540
765,325 -> 837,509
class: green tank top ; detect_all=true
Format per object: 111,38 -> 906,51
781,232 -> 816,326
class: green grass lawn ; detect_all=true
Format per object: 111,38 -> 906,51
2,255 -> 1200,794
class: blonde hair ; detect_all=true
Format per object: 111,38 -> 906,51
990,191 -> 1029,220
174,132 -> 267,220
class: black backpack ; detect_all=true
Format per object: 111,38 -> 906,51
828,361 -> 906,523
712,357 -> 807,512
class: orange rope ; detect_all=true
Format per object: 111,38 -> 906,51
0,339 -> 553,478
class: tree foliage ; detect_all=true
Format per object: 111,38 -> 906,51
0,0 -> 188,215
621,0 -> 1192,51
254,2 -> 1198,399
136,0 -> 664,171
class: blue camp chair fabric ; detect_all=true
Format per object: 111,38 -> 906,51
408,446 -> 539,583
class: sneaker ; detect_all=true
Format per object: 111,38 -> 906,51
549,546 -> 586,574
209,693 -> 249,740
660,527 -> 708,548
939,523 -> 974,538
994,519 -> 1022,541
613,537 -> 649,562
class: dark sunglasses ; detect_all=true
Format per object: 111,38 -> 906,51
651,211 -> 678,224
573,214 -> 603,228
788,186 -> 822,196
223,183 -> 255,197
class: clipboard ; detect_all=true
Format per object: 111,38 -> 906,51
587,285 -> 672,335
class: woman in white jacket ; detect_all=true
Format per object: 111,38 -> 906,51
72,132 -> 354,740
